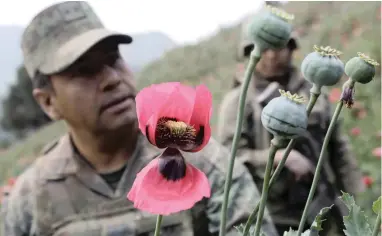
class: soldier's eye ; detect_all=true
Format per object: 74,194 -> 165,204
77,64 -> 102,77
105,51 -> 120,67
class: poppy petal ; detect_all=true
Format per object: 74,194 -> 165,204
189,85 -> 212,152
127,158 -> 211,215
153,84 -> 196,125
135,82 -> 181,134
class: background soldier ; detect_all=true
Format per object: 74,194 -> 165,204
1,2 -> 278,236
217,13 -> 366,236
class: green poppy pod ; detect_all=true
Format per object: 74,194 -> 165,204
301,45 -> 344,89
247,5 -> 294,51
345,52 -> 380,84
261,90 -> 308,139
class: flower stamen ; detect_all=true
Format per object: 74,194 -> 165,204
265,5 -> 295,21
279,89 -> 306,104
155,117 -> 203,151
357,52 -> 380,66
165,120 -> 196,137
313,45 -> 342,57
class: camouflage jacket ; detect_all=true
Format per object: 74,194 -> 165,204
1,133 -> 278,236
217,67 -> 366,226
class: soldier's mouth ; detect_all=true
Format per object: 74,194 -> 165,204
100,95 -> 135,114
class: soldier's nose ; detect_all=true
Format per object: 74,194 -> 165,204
99,66 -> 121,92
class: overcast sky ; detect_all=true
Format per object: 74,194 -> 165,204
0,0 -> 270,44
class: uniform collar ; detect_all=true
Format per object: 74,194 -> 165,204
38,132 -> 161,197
253,66 -> 305,93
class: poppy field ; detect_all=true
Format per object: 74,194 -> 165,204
0,1 -> 380,236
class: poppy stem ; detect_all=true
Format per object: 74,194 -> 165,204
154,215 -> 163,236
296,101 -> 344,236
252,138 -> 281,236
218,47 -> 261,236
241,91 -> 321,236
372,212 -> 381,236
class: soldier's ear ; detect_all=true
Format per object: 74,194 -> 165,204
32,88 -> 63,121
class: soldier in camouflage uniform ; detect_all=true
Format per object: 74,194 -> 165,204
1,2 -> 279,236
217,14 -> 366,236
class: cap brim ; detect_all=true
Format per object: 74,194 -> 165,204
39,28 -> 132,75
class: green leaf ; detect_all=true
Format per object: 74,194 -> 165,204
234,224 -> 267,235
372,196 -> 381,215
235,224 -> 245,234
258,205 -> 333,236
309,205 -> 333,236
339,191 -> 373,236
282,228 -> 310,236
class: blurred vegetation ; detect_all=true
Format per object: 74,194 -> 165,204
0,0 -> 380,227
0,65 -> 52,139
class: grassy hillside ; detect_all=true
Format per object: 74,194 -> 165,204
137,2 -> 381,127
0,1 -> 380,221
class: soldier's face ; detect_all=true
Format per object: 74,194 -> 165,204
258,47 -> 292,74
48,39 -> 138,134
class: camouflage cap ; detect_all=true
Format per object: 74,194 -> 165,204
236,13 -> 299,61
21,1 -> 133,78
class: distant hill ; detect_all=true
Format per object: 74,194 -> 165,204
0,26 -> 176,98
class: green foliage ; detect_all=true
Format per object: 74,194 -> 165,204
234,224 -> 266,236
235,205 -> 333,235
340,192 -> 373,236
281,206 -> 332,236
310,206 -> 333,234
282,229 -> 310,236
1,65 -> 52,138
236,194 -> 381,236
0,121 -> 66,182
372,197 -> 381,215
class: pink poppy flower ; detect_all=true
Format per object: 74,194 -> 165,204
356,109 -> 367,119
7,177 -> 16,186
1,185 -> 12,195
329,88 -> 341,103
372,147 -> 381,159
350,127 -> 361,136
363,176 -> 373,188
128,82 -> 212,215
350,102 -> 366,118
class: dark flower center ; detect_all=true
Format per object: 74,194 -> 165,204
158,148 -> 186,181
147,117 -> 204,151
